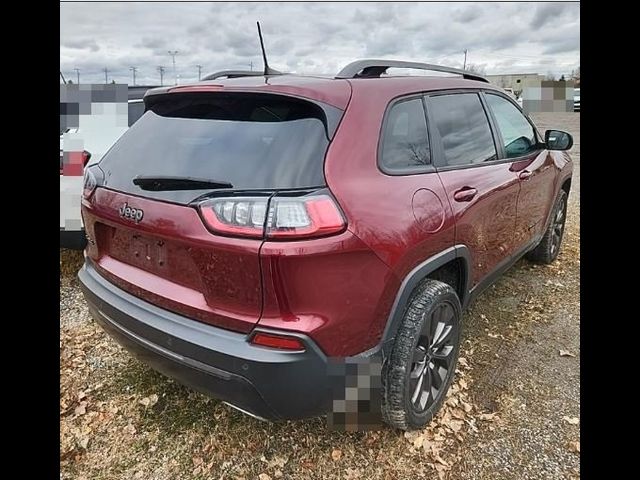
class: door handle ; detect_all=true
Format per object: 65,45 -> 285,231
453,187 -> 478,202
519,170 -> 533,180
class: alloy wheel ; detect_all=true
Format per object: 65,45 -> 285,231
408,301 -> 458,413
550,196 -> 567,256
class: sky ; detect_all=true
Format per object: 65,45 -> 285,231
60,1 -> 580,85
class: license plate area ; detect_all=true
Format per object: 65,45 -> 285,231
98,223 -> 169,273
130,233 -> 168,270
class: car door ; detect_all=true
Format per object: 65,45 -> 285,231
483,92 -> 555,247
426,91 -> 520,287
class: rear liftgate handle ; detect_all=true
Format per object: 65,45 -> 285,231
519,170 -> 533,180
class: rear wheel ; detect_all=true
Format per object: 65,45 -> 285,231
526,189 -> 568,264
382,279 -> 462,430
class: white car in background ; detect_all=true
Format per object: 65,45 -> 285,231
573,87 -> 580,112
60,87 -> 153,249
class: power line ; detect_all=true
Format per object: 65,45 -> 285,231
168,50 -> 179,85
157,66 -> 165,86
129,66 -> 138,86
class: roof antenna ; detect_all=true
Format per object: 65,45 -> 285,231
256,21 -> 281,76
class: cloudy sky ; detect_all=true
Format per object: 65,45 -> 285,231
60,1 -> 580,85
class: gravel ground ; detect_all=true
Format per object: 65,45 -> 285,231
60,112 -> 579,479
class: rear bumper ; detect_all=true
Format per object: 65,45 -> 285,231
78,259 -> 332,420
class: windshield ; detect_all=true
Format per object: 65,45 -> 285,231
99,92 -> 336,204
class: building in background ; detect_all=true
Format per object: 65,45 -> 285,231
485,73 -> 544,96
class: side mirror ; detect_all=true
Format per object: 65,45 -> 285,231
545,130 -> 573,151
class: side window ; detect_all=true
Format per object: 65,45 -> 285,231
128,101 -> 145,127
380,98 -> 430,171
428,93 -> 497,166
485,94 -> 538,158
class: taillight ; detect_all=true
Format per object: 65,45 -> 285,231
199,197 -> 268,239
250,332 -> 306,351
82,166 -> 103,199
198,194 -> 346,240
82,150 -> 92,167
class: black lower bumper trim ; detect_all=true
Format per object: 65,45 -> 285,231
78,260 -> 332,420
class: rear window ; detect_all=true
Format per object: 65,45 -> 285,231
99,92 -> 336,202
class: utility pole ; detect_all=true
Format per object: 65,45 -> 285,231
168,50 -> 179,85
463,49 -> 468,70
74,68 -> 80,84
250,60 -> 253,71
60,71 -> 67,84
196,64 -> 202,81
103,67 -> 109,84
157,66 -> 165,86
129,66 -> 138,86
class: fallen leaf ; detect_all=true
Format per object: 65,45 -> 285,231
123,423 -> 137,435
562,416 -> 579,425
488,333 -> 499,338
331,448 -> 342,461
451,408 -> 466,419
139,394 -> 159,407
479,412 -> 498,421
459,378 -> 468,390
458,357 -> 469,367
78,436 -> 89,449
258,474 -> 272,480
559,350 -> 575,357
567,440 -> 580,453
461,401 -> 473,413
74,403 -> 87,415
448,420 -> 463,432
274,471 -> 283,479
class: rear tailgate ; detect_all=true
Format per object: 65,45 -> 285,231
83,89 -> 345,333
83,188 -> 263,332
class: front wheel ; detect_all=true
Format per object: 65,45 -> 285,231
382,279 -> 462,430
526,189 -> 568,264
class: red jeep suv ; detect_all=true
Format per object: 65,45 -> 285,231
78,60 -> 573,430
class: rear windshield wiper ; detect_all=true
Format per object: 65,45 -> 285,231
133,175 -> 233,191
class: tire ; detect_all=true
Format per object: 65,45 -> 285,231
382,279 -> 462,430
526,189 -> 568,264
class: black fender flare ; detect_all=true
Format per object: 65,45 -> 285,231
379,245 -> 471,355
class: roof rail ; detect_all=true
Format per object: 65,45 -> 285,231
201,70 -> 265,81
335,59 -> 489,83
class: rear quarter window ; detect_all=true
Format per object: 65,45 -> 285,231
380,97 -> 431,172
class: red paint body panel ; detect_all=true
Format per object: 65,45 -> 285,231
258,231 -> 395,356
83,189 -> 263,333
437,164 -> 520,286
